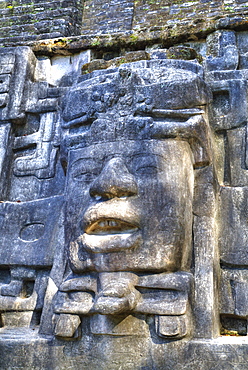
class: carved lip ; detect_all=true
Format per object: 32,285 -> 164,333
85,218 -> 139,235
82,199 -> 140,235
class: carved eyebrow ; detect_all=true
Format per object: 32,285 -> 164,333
151,108 -> 205,119
127,152 -> 163,159
126,153 -> 164,167
71,157 -> 102,167
61,114 -> 91,129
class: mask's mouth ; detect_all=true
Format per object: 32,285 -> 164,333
86,218 -> 139,235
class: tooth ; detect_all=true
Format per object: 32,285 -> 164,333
109,221 -> 118,227
98,221 -> 105,227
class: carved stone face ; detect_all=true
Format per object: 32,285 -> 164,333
63,61 -> 210,275
65,138 -> 194,273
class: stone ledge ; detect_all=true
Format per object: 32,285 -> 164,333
0,334 -> 247,369
0,12 -> 244,56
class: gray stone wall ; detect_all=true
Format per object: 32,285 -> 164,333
0,0 -> 248,45
0,0 -> 83,43
0,26 -> 248,368
1,0 -> 248,365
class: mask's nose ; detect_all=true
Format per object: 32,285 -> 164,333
89,158 -> 138,199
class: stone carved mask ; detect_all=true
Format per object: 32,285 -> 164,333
62,60 -> 211,274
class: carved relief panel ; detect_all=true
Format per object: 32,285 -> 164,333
50,60 -> 212,341
206,30 -> 248,336
1,32 -> 248,367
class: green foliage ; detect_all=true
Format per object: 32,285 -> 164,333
91,38 -> 101,46
224,6 -> 235,11
129,34 -> 138,43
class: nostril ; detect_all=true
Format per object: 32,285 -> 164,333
90,192 -> 109,201
89,185 -> 113,200
89,158 -> 138,199
118,188 -> 137,197
90,183 -> 137,200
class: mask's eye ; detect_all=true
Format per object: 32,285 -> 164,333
71,158 -> 102,182
135,164 -> 158,175
130,154 -> 161,176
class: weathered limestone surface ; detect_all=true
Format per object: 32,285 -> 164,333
1,24 -> 248,369
0,0 -> 248,46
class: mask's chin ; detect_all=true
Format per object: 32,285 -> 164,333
77,229 -> 142,253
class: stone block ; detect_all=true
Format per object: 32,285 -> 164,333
226,127 -> 248,187
193,215 -> 219,339
1,311 -> 34,328
135,290 -> 188,315
53,291 -> 94,314
193,165 -> 217,217
0,74 -> 11,93
135,272 -> 192,315
208,79 -> 247,131
54,313 -> 81,338
237,31 -> 248,69
13,112 -> 60,179
0,196 -> 63,266
90,314 -> 148,336
0,269 -> 49,313
149,48 -> 168,60
81,0 -> 134,34
220,269 -> 248,318
0,47 -> 37,122
219,186 -> 248,266
155,315 -> 188,338
0,93 -> 8,107
205,30 -> 239,71
49,51 -> 91,87
0,52 -> 15,71
0,123 -> 11,199
59,275 -> 97,293
1,281 -> 23,297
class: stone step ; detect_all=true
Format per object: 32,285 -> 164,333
0,0 -> 82,15
0,31 -> 62,44
0,7 -> 81,28
0,16 -> 81,38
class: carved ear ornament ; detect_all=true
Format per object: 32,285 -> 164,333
150,113 -> 211,168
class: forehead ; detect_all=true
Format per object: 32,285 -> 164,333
68,139 -> 192,165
